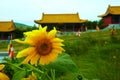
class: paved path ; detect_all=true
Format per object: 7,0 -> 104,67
0,52 -> 8,56
0,52 -> 8,62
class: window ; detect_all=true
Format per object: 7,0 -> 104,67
112,15 -> 120,23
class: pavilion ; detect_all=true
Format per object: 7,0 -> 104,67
34,13 -> 87,32
98,5 -> 120,27
0,20 -> 16,40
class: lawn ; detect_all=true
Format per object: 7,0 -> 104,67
58,30 -> 120,80
0,29 -> 120,80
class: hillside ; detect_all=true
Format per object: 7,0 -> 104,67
15,22 -> 33,29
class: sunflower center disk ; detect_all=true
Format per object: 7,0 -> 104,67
36,40 -> 52,55
41,43 -> 48,50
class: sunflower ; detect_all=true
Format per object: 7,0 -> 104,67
15,25 -> 64,65
0,64 -> 10,80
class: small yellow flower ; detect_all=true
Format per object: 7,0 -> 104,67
22,72 -> 37,80
0,64 -> 5,70
15,25 -> 64,65
0,64 -> 10,80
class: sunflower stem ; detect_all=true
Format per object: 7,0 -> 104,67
6,62 -> 23,70
26,64 -> 44,74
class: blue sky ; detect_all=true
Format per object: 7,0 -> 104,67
0,0 -> 120,25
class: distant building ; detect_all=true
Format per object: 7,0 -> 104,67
0,20 -> 16,40
98,5 -> 120,27
34,13 -> 87,32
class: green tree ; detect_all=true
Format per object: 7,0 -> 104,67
13,27 -> 24,38
98,19 -> 105,29
85,20 -> 98,29
32,24 -> 38,30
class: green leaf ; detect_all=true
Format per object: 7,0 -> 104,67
45,53 -> 78,73
12,70 -> 26,80
24,64 -> 44,74
5,62 -> 23,73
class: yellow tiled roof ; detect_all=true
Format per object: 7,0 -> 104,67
0,20 -> 15,32
34,13 -> 87,23
98,5 -> 120,17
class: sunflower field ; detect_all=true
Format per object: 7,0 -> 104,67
0,27 -> 120,80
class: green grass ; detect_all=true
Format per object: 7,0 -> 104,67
0,29 -> 120,80
58,30 -> 120,80
0,41 -> 26,52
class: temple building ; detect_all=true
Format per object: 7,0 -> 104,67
0,20 -> 16,40
98,5 -> 120,27
34,13 -> 87,32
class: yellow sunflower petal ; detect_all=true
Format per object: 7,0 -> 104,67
15,39 -> 26,44
24,30 -> 44,45
23,31 -> 32,36
24,32 -> 39,45
38,31 -> 47,40
22,52 -> 36,64
52,43 -> 64,47
25,39 -> 35,45
38,26 -> 48,39
53,47 -> 65,52
25,36 -> 38,45
48,50 -> 58,61
42,26 -> 47,32
30,53 -> 40,65
0,72 -> 10,80
40,55 -> 50,65
48,27 -> 57,39
51,49 -> 63,55
40,56 -> 46,65
50,38 -> 64,43
45,55 -> 54,64
16,47 -> 35,58
38,25 -> 43,30
40,51 -> 58,65
0,64 -> 5,70
39,25 -> 47,32
31,30 -> 43,38
15,39 -> 34,45
24,32 -> 35,40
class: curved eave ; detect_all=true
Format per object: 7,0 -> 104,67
0,29 -> 15,32
34,20 -> 87,24
80,19 -> 88,23
98,13 -> 109,18
98,13 -> 120,18
34,20 -> 42,24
